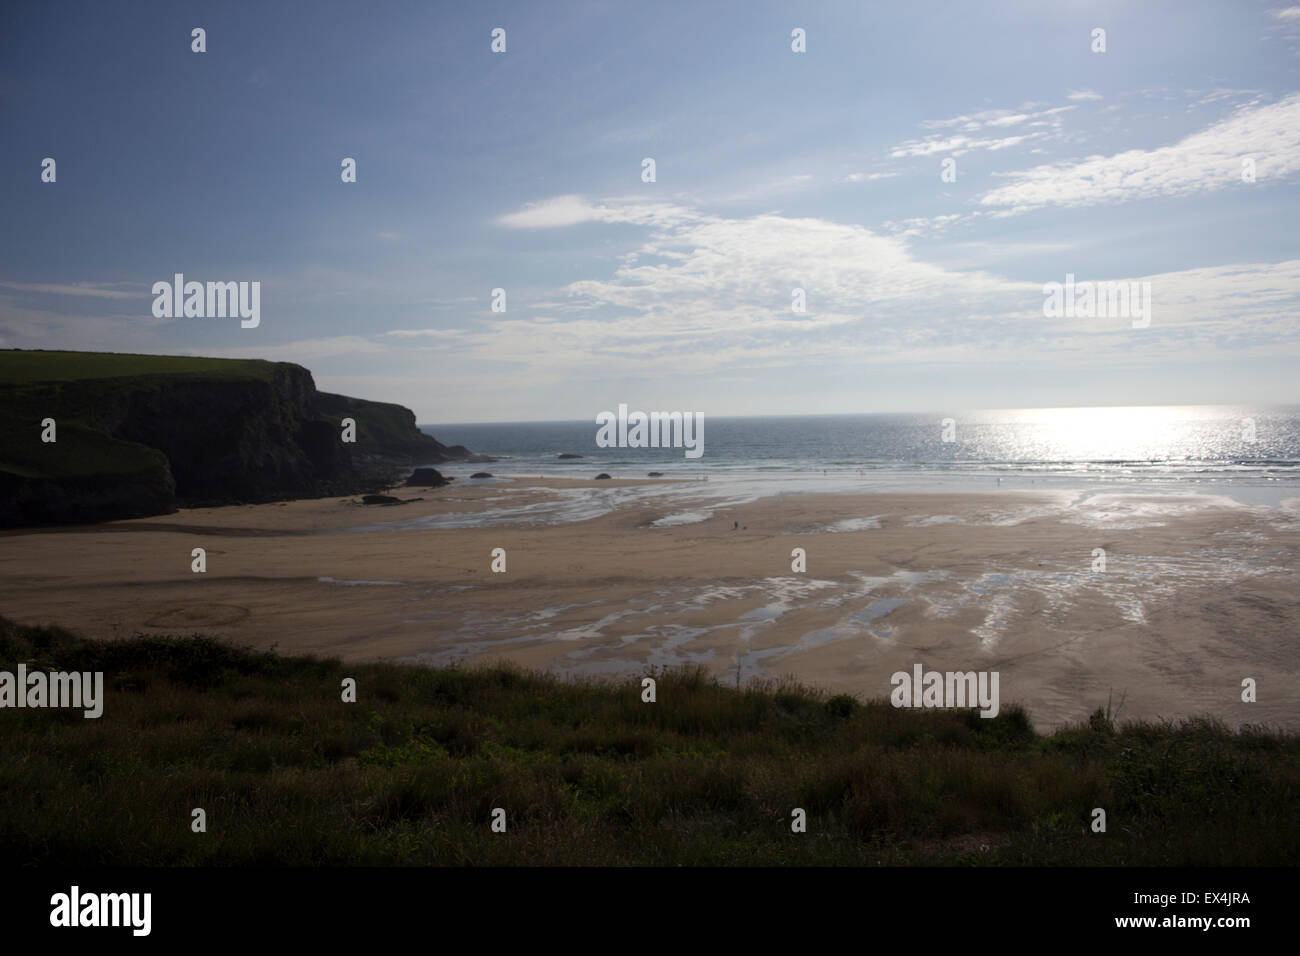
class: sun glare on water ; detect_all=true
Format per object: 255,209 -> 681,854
987,406 -> 1224,463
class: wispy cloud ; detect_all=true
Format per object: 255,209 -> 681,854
469,195 -> 1300,379
0,281 -> 143,300
891,133 -> 1038,158
495,194 -> 695,230
978,93 -> 1300,215
878,213 -> 968,239
891,104 -> 1074,158
917,104 -> 1075,131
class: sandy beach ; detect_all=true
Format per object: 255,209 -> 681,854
2,477 -> 1296,731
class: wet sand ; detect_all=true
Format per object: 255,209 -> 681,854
1,477 -> 1296,731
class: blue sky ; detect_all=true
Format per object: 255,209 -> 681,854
2,0 -> 1299,422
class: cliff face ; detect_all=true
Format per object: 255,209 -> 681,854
0,419 -> 176,526
0,350 -> 475,527
313,390 -> 473,467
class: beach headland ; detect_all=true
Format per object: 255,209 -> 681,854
0,349 -> 489,527
1,475 -> 1294,732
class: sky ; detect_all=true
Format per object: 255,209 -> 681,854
2,0 -> 1299,423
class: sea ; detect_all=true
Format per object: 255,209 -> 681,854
403,405 -> 1300,529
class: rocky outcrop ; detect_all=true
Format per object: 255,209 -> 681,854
0,350 -> 482,527
314,392 -> 492,466
404,468 -> 450,487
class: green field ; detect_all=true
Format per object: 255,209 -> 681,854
1,617 -> 1295,866
0,349 -> 277,385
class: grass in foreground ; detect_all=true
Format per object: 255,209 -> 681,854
1,618 -> 1296,866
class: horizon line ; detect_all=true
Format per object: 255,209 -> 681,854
419,401 -> 1300,429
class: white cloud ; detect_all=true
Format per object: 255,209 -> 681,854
1067,90 -> 1103,102
918,104 -> 1074,131
0,281 -> 143,300
879,213 -> 967,239
893,105 -> 1074,158
459,199 -> 1041,375
457,196 -> 1300,378
495,194 -> 695,230
978,93 -> 1300,214
16,197 -> 1295,389
890,133 -> 1037,158
496,195 -> 605,229
1190,88 -> 1263,107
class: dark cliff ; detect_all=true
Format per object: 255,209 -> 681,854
0,350 -> 477,527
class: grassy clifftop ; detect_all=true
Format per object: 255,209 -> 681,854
1,617 -> 1295,866
0,349 -> 468,525
0,350 -> 279,385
